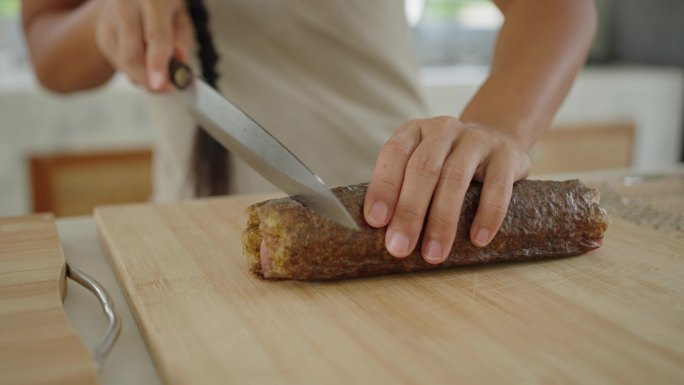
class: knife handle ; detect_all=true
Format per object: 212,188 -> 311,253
169,58 -> 193,90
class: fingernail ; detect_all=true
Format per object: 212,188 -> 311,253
474,227 -> 490,247
423,240 -> 443,264
150,71 -> 165,90
387,231 -> 410,257
368,201 -> 388,226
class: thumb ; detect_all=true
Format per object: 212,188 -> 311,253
173,8 -> 195,62
142,2 -> 174,91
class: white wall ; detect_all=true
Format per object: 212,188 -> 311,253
1,65 -> 682,217
0,72 -> 155,216
422,65 -> 684,171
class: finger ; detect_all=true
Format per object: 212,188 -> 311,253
385,123 -> 456,258
364,122 -> 420,228
142,1 -> 174,91
469,152 -> 516,247
173,8 -> 195,62
95,20 -> 119,70
115,6 -> 147,86
421,146 -> 483,264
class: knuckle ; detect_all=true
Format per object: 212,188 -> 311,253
142,0 -> 158,12
462,127 -> 487,143
394,202 -> 424,222
407,155 -> 442,179
433,115 -> 459,129
494,144 -> 531,177
122,48 -> 143,68
95,28 -> 113,52
401,119 -> 419,128
145,26 -> 170,43
383,136 -> 413,157
105,23 -> 118,38
489,173 -> 513,194
424,116 -> 459,137
426,125 -> 449,138
497,141 -> 518,157
114,2 -> 129,18
428,212 -> 457,231
373,177 -> 401,194
439,164 -> 470,185
484,201 -> 509,219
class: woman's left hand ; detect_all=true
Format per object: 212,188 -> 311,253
363,116 -> 531,264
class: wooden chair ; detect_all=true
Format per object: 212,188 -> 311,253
29,148 -> 153,217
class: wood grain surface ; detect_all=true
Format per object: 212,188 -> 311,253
0,214 -> 99,385
95,176 -> 684,385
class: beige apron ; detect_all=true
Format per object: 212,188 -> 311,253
149,0 -> 429,201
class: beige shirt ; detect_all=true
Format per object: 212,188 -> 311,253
149,0 -> 429,201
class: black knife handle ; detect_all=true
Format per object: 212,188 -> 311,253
169,58 -> 193,90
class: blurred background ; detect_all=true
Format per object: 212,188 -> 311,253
1,0 -> 683,217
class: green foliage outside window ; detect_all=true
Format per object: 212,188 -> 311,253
422,0 -> 490,23
0,0 -> 19,18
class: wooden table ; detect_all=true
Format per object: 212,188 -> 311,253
2,167 -> 683,385
96,168 -> 684,385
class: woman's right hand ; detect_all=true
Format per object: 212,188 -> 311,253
95,0 -> 194,92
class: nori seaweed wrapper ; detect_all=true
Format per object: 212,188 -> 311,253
243,180 -> 608,281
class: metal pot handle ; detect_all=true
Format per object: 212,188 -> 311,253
66,264 -> 121,371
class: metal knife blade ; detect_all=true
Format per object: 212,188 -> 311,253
169,58 -> 360,230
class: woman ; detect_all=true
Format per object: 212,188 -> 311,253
22,0 -> 596,264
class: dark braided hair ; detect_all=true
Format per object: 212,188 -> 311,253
185,0 -> 229,196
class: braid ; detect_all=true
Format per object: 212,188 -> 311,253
186,0 -> 229,196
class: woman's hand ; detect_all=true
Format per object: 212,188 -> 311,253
95,0 -> 194,91
363,116 -> 530,264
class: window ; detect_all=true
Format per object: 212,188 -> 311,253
407,0 -> 503,67
0,0 -> 24,71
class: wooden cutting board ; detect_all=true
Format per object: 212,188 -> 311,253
0,214 -> 99,385
95,176 -> 684,385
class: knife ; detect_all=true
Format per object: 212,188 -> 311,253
168,58 -> 360,231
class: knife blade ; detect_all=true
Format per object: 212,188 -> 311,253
168,58 -> 360,230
